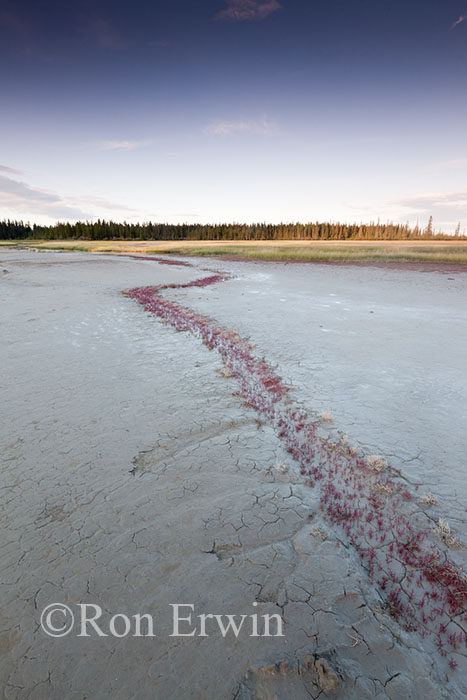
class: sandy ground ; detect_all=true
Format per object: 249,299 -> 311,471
0,250 -> 466,699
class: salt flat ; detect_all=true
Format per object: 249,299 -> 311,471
0,250 -> 465,699
168,257 -> 467,516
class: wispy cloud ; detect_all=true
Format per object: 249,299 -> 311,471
215,0 -> 281,22
345,190 -> 467,233
68,195 -> 134,213
96,139 -> 156,151
392,189 -> 467,211
204,119 -> 277,135
389,189 -> 467,231
0,164 -> 24,176
82,18 -> 123,49
428,158 -> 467,170
0,174 -> 93,220
0,173 -> 134,221
451,13 -> 466,29
0,10 -> 25,32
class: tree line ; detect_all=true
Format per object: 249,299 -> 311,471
0,218 -> 464,241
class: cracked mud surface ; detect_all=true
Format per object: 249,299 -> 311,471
1,250 -> 466,699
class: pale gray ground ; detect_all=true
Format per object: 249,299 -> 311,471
0,250 -> 466,699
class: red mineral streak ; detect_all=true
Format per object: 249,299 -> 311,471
123,273 -> 466,664
127,254 -> 193,267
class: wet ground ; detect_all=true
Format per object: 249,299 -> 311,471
0,250 -> 466,699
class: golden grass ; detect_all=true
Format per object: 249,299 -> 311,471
2,239 -> 467,265
153,243 -> 467,265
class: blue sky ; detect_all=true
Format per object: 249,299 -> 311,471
1,0 -> 467,232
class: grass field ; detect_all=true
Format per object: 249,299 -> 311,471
2,239 -> 467,266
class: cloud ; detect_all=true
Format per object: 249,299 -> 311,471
68,195 -> 134,213
204,119 -> 277,135
428,157 -> 467,170
0,164 -> 24,175
389,189 -> 467,231
0,174 -> 93,220
392,189 -> 467,211
0,10 -> 25,32
0,173 -> 134,221
96,139 -> 156,151
0,9 -> 59,61
451,13 -> 466,29
82,18 -> 123,49
215,0 -> 281,22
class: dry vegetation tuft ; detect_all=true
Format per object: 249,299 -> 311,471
434,518 -> 460,548
310,526 -> 328,541
319,410 -> 334,423
418,493 -> 440,507
365,454 -> 388,472
372,483 -> 394,496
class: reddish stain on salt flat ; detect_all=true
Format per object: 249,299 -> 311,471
123,273 -> 466,666
127,254 -> 193,267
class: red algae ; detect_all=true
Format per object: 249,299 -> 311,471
127,254 -> 193,267
123,273 -> 466,664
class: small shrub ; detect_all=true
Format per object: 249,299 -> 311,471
365,454 -> 387,472
319,410 -> 334,423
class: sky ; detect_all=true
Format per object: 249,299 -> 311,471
1,0 -> 467,232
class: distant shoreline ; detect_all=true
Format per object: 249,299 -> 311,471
2,239 -> 467,271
